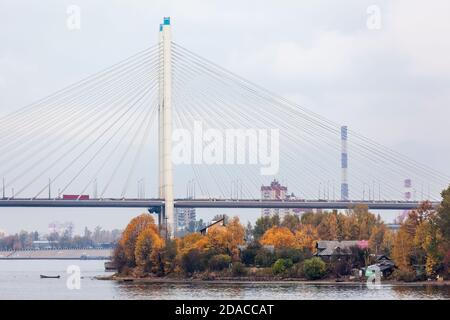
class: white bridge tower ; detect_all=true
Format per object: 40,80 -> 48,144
158,17 -> 174,236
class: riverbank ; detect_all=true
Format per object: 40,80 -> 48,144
96,274 -> 450,286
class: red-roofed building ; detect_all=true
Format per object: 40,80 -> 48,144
260,179 -> 302,219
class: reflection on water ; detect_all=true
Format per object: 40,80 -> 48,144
0,260 -> 449,300
114,282 -> 450,300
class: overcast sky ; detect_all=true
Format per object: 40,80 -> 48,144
1,0 -> 449,234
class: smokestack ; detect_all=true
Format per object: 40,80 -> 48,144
341,126 -> 349,200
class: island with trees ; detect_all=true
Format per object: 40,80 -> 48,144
110,186 -> 450,283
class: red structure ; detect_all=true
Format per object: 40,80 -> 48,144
62,194 -> 90,200
261,179 -> 287,200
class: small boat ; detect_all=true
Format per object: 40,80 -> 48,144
40,275 -> 60,279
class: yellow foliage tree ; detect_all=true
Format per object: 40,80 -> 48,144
414,220 -> 444,276
380,229 -> 395,255
177,232 -> 208,255
134,226 -> 164,273
318,213 -> 339,240
369,224 -> 388,255
294,224 -> 319,251
260,226 -> 297,249
205,217 -> 245,257
392,225 -> 414,272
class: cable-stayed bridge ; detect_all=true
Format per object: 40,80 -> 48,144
0,17 -> 448,233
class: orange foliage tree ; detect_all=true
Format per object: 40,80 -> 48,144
119,214 -> 160,267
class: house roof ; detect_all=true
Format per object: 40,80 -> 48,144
199,217 -> 225,234
376,255 -> 391,261
316,240 -> 364,256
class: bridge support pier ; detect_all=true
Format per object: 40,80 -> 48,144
147,206 -> 164,232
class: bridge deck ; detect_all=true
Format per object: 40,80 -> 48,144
0,199 -> 438,210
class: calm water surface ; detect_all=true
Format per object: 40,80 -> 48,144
0,260 -> 449,300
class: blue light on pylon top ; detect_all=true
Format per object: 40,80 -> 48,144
163,17 -> 171,25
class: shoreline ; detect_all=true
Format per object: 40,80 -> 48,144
96,275 -> 450,286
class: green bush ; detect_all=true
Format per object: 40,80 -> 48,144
302,257 -> 327,280
241,242 -> 262,266
232,262 -> 247,276
286,263 -> 304,278
181,249 -> 206,275
255,249 -> 276,267
275,248 -> 312,264
272,258 -> 294,275
208,254 -> 232,271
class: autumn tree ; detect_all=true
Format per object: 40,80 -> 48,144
380,229 -> 395,256
392,201 -> 448,278
281,214 -> 301,232
260,226 -> 296,249
437,186 -> 450,248
206,217 -> 245,259
301,211 -> 325,226
134,226 -> 164,274
161,239 -> 178,274
392,224 -> 415,272
176,216 -> 245,272
369,224 -> 388,255
437,186 -> 450,276
294,224 -> 319,251
413,212 -> 443,277
253,214 -> 280,240
318,212 -> 339,240
177,232 -> 208,255
119,214 -> 159,267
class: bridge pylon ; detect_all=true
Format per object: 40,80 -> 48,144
158,17 -> 174,237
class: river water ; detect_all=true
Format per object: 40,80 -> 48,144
0,260 -> 449,300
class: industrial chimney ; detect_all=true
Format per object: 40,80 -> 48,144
341,126 -> 349,200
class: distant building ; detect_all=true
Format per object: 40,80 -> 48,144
260,179 -> 302,219
32,240 -> 57,249
48,221 -> 74,236
175,181 -> 197,234
175,207 -> 196,231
